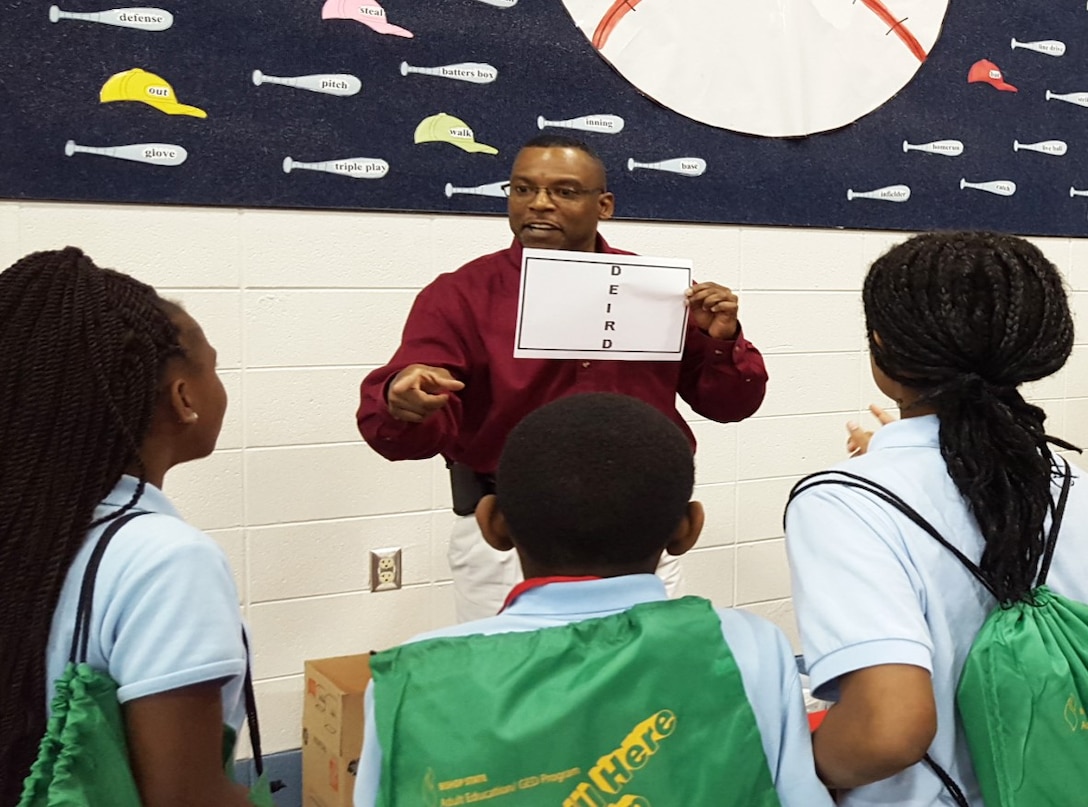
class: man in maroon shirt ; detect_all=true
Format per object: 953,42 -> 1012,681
358,135 -> 768,620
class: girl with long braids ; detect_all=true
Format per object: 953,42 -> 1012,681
0,248 -> 252,806
785,231 -> 1088,806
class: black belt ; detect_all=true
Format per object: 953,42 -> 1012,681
449,462 -> 496,516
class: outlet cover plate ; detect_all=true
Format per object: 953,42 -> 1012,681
369,547 -> 402,592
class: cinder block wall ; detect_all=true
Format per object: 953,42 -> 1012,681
4,200 -> 1085,755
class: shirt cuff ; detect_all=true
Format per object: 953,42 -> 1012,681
808,638 -> 933,702
700,325 -> 749,363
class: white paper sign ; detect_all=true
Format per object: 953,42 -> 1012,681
515,248 -> 692,361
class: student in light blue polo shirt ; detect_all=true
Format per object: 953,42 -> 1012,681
356,393 -> 832,807
0,248 -> 252,806
786,231 -> 1088,806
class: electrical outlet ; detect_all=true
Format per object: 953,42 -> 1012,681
369,548 -> 402,592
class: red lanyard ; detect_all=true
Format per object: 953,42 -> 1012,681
499,576 -> 601,613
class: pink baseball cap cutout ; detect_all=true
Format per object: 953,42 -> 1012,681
321,0 -> 413,38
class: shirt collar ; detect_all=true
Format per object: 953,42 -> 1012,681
505,233 -> 614,268
95,474 -> 182,521
867,414 -> 940,453
502,574 -> 667,617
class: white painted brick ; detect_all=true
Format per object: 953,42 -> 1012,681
1072,292 -> 1088,344
247,512 -> 435,602
206,527 -> 246,602
426,214 -> 506,272
1066,238 -> 1088,291
739,227 -> 868,291
248,587 -> 435,678
432,460 -> 454,511
234,717 -> 252,761
675,396 -> 705,424
862,230 -> 909,264
739,292 -> 864,354
691,420 -> 737,484
217,371 -> 243,450
1022,366 -> 1066,403
1058,448 -> 1084,468
740,599 -> 800,653
608,220 -> 741,289
1065,348 -> 1088,398
1028,237 -> 1072,282
158,290 -> 242,370
680,545 -> 735,607
735,539 -> 792,605
430,510 -> 456,584
243,290 -> 416,367
858,355 -> 897,413
854,402 -> 900,428
0,202 -> 20,269
241,209 -> 436,289
757,352 -> 861,418
244,367 -> 365,447
737,477 -> 796,543
168,449 -> 245,531
16,198 -> 1086,756
252,675 -> 304,755
737,413 -> 851,481
429,582 -> 458,627
692,482 -> 736,548
841,402 -> 901,460
244,444 -> 436,525
1038,401 -> 1065,439
18,202 -> 242,287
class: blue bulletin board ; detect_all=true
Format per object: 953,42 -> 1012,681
2,1 -> 1088,236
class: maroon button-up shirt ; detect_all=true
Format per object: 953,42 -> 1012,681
357,236 -> 768,474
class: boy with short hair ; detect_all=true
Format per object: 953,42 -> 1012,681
355,393 -> 830,807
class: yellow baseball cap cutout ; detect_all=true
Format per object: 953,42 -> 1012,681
100,68 -> 207,118
413,112 -> 497,154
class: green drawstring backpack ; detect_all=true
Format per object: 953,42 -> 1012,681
789,459 -> 1088,807
18,511 -> 275,807
369,596 -> 783,807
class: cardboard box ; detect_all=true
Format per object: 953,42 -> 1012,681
303,653 -> 372,807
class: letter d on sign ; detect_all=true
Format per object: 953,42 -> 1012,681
602,339 -> 613,349
611,265 -> 622,276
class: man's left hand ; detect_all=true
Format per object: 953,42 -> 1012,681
686,282 -> 740,340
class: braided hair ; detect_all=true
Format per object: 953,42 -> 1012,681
0,247 -> 183,802
863,231 -> 1075,604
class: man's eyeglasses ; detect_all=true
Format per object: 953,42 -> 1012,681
501,183 -> 605,202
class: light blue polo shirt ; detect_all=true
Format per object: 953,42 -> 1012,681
354,574 -> 833,807
786,415 -> 1088,806
46,475 -> 247,737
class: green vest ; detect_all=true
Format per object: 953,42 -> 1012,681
371,596 -> 782,807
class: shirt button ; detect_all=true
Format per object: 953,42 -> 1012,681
582,361 -> 591,368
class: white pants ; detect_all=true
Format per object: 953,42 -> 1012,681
448,514 -> 683,623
